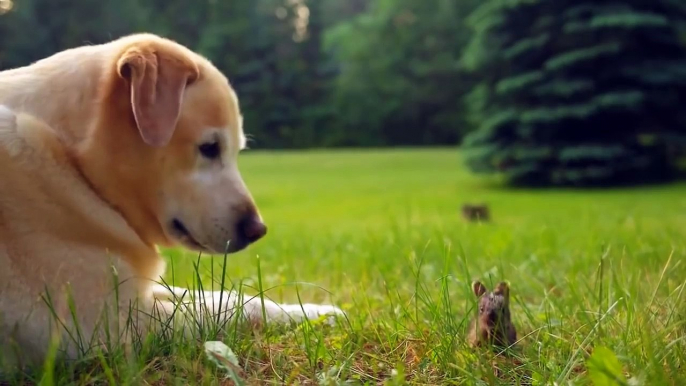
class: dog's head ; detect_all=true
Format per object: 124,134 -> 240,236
92,35 -> 266,254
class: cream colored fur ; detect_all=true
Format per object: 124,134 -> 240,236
0,34 -> 343,367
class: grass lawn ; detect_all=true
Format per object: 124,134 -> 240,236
6,148 -> 686,385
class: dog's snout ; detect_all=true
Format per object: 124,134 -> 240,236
238,213 -> 267,244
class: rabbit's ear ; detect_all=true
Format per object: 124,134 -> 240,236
495,282 -> 510,298
472,281 -> 487,297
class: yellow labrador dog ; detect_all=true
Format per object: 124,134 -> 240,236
0,33 -> 343,366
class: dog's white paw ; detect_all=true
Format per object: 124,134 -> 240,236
152,285 -> 347,328
275,303 -> 346,326
290,303 -> 346,318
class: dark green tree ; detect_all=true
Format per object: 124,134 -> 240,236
0,0 -> 146,70
0,0 -> 477,149
462,0 -> 686,186
145,0 -> 209,49
197,0 -> 355,148
197,0 -> 277,146
324,0 -> 479,147
0,1 -> 11,66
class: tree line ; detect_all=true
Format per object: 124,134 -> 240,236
0,0 -> 479,150
2,0 -> 686,186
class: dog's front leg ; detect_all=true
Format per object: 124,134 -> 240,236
236,293 -> 346,326
151,284 -> 345,328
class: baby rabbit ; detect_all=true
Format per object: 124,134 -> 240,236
467,280 -> 517,349
461,204 -> 490,222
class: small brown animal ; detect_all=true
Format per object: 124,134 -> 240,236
462,204 -> 490,222
467,281 -> 517,349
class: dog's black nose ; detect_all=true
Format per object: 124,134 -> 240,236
237,214 -> 267,244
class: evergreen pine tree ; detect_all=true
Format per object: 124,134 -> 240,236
462,0 -> 686,186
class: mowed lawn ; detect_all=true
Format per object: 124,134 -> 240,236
160,148 -> 686,385
11,148 -> 686,385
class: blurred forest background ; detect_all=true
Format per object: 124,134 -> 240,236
1,0 -> 686,187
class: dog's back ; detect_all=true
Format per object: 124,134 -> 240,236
0,107 -> 149,368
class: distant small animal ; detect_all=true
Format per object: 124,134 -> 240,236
462,204 -> 490,222
467,281 -> 517,350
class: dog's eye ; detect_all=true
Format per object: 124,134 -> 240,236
199,142 -> 221,160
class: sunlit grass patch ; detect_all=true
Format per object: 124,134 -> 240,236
2,148 -> 686,385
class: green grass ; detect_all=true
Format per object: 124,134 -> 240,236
4,148 -> 686,385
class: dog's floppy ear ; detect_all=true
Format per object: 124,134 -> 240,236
117,46 -> 199,147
